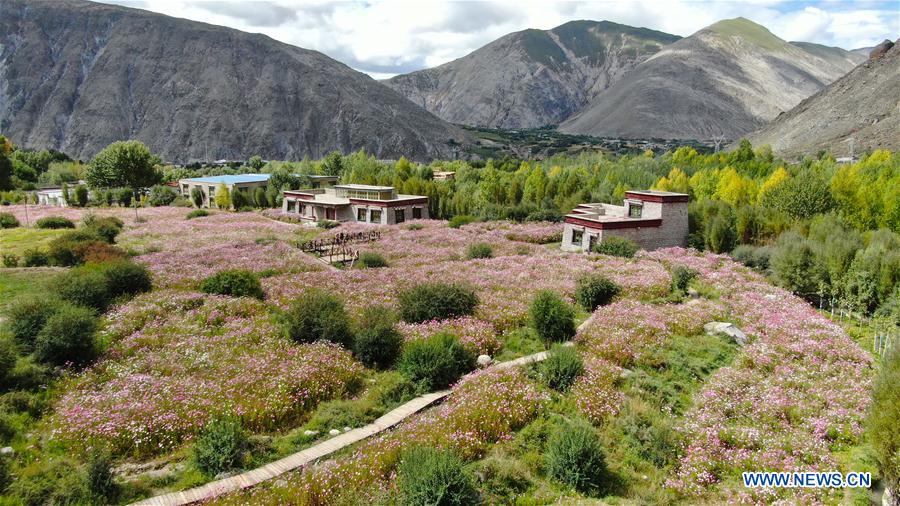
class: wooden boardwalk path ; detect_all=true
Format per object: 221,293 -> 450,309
131,319 -> 591,505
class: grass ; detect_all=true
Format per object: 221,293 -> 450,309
0,268 -> 62,309
0,227 -> 67,256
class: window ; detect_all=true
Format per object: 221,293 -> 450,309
412,207 -> 422,219
287,200 -> 296,213
370,209 -> 382,223
628,203 -> 643,218
357,208 -> 367,222
572,229 -> 583,246
395,208 -> 405,223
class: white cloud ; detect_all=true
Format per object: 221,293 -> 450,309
101,0 -> 900,77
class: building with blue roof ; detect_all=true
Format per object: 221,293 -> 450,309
177,173 -> 340,208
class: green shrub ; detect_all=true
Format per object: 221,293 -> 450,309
869,341 -> 900,494
540,345 -> 584,392
34,303 -> 97,366
406,223 -> 424,231
0,212 -> 19,229
7,457 -> 90,505
148,185 -> 177,206
317,219 -> 339,229
357,251 -> 388,268
574,273 -> 619,311
47,229 -> 106,266
397,447 -> 479,506
529,290 -> 576,345
525,209 -> 563,222
73,184 -> 89,207
100,260 -> 152,298
193,417 -> 246,478
34,216 -> 75,229
448,215 -> 476,229
398,332 -> 474,391
21,248 -> 49,267
0,339 -> 17,387
593,235 -> 639,258
670,266 -> 699,294
280,290 -> 353,348
191,187 -> 204,208
85,451 -> 117,502
186,209 -> 209,219
199,269 -> 264,300
397,282 -> 479,324
466,242 -> 493,260
83,215 -> 124,243
353,306 -> 403,369
2,253 -> 18,268
5,296 -> 62,350
706,215 -> 736,253
731,245 -> 771,271
56,268 -> 111,312
545,420 -> 608,495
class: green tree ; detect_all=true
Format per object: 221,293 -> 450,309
247,155 -> 264,171
529,290 -> 576,345
322,151 -> 344,176
191,186 -> 204,208
0,136 -> 12,191
86,140 -> 161,190
73,185 -> 89,207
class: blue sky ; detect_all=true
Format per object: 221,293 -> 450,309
104,0 -> 900,78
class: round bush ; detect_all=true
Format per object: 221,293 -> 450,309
466,242 -> 493,260
398,332 -> 474,391
397,447 -> 479,506
593,235 -> 639,258
193,417 -> 246,478
448,215 -> 476,229
670,266 -> 699,294
541,345 -> 584,392
34,216 -> 75,229
56,268 -> 111,312
34,303 -> 97,366
357,251 -> 388,268
100,260 -> 152,298
47,229 -> 106,266
317,220 -> 339,229
83,215 -> 124,243
186,209 -> 209,220
148,185 -> 178,207
4,296 -> 62,350
199,269 -> 264,300
2,254 -> 18,268
0,212 -> 19,229
353,306 -> 403,369
545,420 -> 608,495
529,290 -> 576,345
280,290 -> 353,348
22,248 -> 49,267
397,282 -> 479,324
574,274 -> 620,311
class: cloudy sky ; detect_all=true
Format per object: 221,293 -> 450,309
102,0 -> 900,79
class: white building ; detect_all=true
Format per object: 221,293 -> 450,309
562,190 -> 689,252
281,184 -> 429,225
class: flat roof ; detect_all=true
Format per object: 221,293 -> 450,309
334,184 -> 395,191
625,190 -> 688,196
181,174 -> 270,184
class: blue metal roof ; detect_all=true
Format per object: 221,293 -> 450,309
182,174 -> 270,184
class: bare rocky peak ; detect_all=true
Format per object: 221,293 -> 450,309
0,0 -> 470,162
385,20 -> 681,129
559,17 -> 863,140
745,40 -> 899,158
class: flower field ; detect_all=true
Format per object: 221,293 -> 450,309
49,291 -> 363,457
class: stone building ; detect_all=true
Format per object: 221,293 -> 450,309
562,190 -> 689,252
281,184 -> 429,225
178,174 -> 339,208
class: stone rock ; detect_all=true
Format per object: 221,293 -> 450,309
476,354 -> 493,367
328,429 -> 341,436
213,470 -> 235,480
870,39 -> 895,60
0,447 -> 13,456
883,486 -> 895,506
704,322 -> 749,346
343,426 -> 352,432
687,287 -> 700,299
303,430 -> 319,437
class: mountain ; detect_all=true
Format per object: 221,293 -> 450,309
746,40 -> 899,158
559,18 -> 862,140
0,0 -> 470,163
385,20 -> 681,129
789,41 -> 866,68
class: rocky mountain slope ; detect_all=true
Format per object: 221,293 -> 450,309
385,20 -> 680,129
746,40 -> 899,158
559,18 -> 863,140
0,0 -> 470,162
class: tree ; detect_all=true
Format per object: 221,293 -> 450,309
86,140 -> 161,190
61,182 -> 70,204
253,187 -> 267,208
0,136 -> 13,191
529,290 -> 576,344
191,186 -> 204,208
214,183 -> 231,209
322,151 -> 343,176
761,169 -> 835,219
74,185 -> 89,207
247,155 -> 264,171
